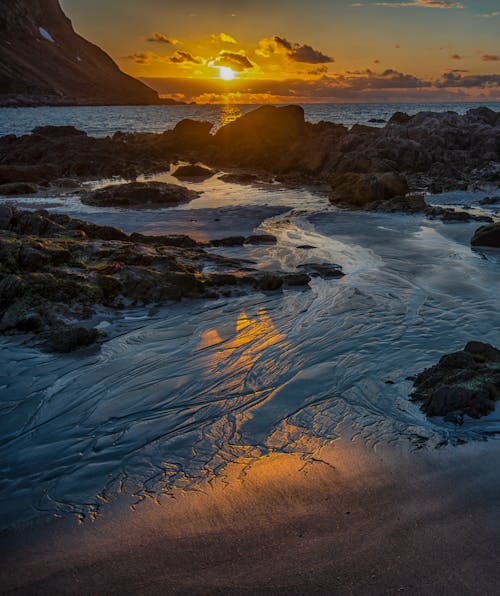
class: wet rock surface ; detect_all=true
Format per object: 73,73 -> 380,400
411,342 -> 500,423
172,164 -> 215,180
82,182 -> 199,208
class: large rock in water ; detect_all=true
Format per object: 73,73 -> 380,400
471,223 -> 500,248
212,105 -> 306,167
0,0 -> 161,106
411,342 -> 500,423
82,182 -> 199,208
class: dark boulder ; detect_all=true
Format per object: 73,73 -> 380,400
471,222 -> 500,248
0,182 -> 38,195
411,341 -> 500,422
298,263 -> 344,279
46,325 -> 100,353
82,182 -> 199,208
172,164 -> 215,180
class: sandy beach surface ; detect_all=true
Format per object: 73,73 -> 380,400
1,439 -> 499,595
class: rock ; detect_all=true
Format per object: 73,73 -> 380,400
82,182 -> 199,208
283,273 -> 311,286
0,182 -> 38,195
370,194 -> 427,213
471,222 -> 500,248
46,325 -> 100,353
298,263 -> 344,279
252,273 -> 284,292
172,164 -> 215,180
0,205 -> 13,229
368,118 -> 386,124
477,196 -> 500,206
210,236 -> 246,247
244,234 -> 277,245
388,112 -> 413,125
171,120 -> 213,148
32,126 -> 87,139
330,172 -> 409,208
219,173 -> 259,185
411,341 -> 500,421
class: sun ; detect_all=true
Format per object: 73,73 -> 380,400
218,66 -> 235,81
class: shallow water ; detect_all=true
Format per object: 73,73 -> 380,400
1,179 -> 500,529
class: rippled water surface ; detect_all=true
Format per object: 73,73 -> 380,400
1,101 -> 500,137
1,177 -> 500,529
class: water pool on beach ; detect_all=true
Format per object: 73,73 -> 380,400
1,176 -> 500,529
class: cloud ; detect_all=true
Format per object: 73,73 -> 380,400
169,50 -> 202,64
482,54 -> 500,62
210,32 -> 238,44
479,11 -> 500,17
143,67 -> 500,104
450,54 -> 462,60
210,51 -> 254,72
147,32 -> 179,44
352,1 -> 463,8
257,35 -> 334,64
435,71 -> 500,87
126,52 -> 165,65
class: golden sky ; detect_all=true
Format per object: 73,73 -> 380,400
61,0 -> 500,103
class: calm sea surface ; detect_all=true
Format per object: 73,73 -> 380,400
1,101 -> 499,137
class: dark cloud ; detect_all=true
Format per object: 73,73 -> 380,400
147,32 -> 177,44
450,54 -> 462,60
169,50 -> 201,64
257,36 -> 334,64
435,72 -> 500,87
482,54 -> 500,62
211,51 -> 253,71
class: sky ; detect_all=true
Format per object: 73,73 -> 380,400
60,0 -> 500,103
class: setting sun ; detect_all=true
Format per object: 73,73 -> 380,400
218,66 -> 235,81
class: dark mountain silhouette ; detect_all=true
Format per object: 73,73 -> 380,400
0,0 -> 173,106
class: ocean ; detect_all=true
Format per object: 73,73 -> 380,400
1,101 -> 500,137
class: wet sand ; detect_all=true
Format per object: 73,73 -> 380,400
1,439 -> 499,595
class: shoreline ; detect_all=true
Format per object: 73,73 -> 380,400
1,438 -> 499,594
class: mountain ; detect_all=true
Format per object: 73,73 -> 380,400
0,0 -> 169,106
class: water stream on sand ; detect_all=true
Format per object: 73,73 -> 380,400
1,175 -> 500,529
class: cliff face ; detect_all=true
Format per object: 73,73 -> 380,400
0,0 -> 161,106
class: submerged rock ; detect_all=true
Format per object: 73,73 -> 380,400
219,173 -> 259,185
82,182 -> 199,208
411,341 -> 500,422
298,262 -> 344,279
46,325 -> 100,353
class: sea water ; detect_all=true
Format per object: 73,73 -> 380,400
1,101 -> 500,137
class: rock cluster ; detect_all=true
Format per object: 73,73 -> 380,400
411,342 -> 500,423
0,207 -> 345,351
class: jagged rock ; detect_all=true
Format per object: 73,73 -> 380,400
82,182 -> 199,208
330,172 -> 409,207
411,342 -> 500,422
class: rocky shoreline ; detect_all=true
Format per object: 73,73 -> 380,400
0,206 -> 340,352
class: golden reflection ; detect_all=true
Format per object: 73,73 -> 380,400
220,104 -> 242,126
197,328 -> 224,350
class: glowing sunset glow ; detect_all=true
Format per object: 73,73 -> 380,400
61,0 -> 500,104
218,66 -> 236,81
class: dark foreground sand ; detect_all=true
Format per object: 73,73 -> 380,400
1,439 -> 499,595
